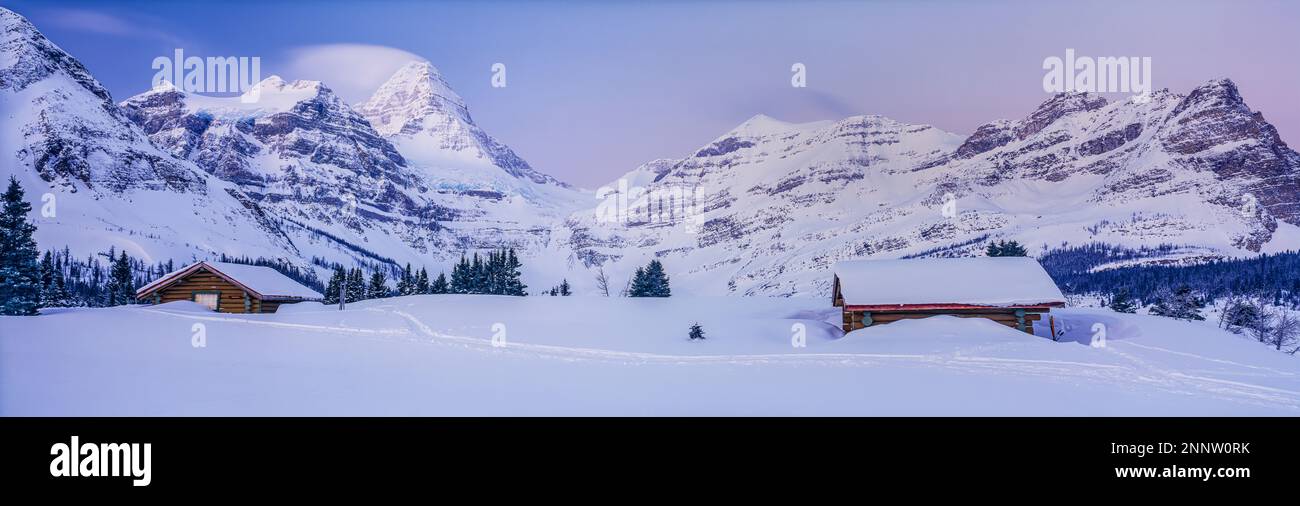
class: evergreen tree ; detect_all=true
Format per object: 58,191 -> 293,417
0,177 -> 41,315
629,260 -> 670,297
105,250 -> 134,306
324,267 -> 344,305
1149,285 -> 1205,321
415,267 -> 430,294
985,240 -> 1028,257
1107,289 -> 1137,314
470,253 -> 485,293
688,322 -> 705,340
396,263 -> 414,296
501,249 -> 526,296
367,270 -> 389,299
1220,297 -> 1265,334
430,272 -> 449,294
450,254 -> 471,294
39,251 -> 55,307
559,278 -> 571,296
346,268 -> 365,303
50,266 -> 72,307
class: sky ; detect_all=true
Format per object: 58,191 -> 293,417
8,0 -> 1299,189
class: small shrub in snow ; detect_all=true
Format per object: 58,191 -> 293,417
1149,285 -> 1205,321
688,322 -> 705,341
1107,289 -> 1137,314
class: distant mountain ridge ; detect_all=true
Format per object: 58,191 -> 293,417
554,80 -> 1300,296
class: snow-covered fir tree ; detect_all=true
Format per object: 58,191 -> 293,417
367,270 -> 389,299
985,240 -> 1028,257
397,263 -> 414,296
430,272 -> 449,294
415,267 -> 430,294
629,260 -> 670,297
104,250 -> 134,307
1108,289 -> 1137,313
323,267 -> 345,305
0,176 -> 41,315
346,268 -> 365,303
1149,285 -> 1206,321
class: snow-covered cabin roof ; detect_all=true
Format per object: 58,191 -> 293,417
832,257 -> 1065,308
136,261 -> 323,301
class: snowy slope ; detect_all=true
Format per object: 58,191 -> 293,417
2,296 -> 1296,415
0,7 -> 296,264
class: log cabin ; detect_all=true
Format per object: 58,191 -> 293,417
832,257 -> 1065,334
135,261 -> 323,313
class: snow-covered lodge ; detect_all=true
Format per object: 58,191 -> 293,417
135,261 -> 323,313
831,257 -> 1066,334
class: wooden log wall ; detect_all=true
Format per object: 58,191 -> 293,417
841,308 -> 1046,334
148,270 -> 262,314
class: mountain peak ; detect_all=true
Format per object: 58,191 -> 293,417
355,60 -> 468,137
354,61 -> 569,188
1171,78 -> 1246,117
1015,91 -> 1108,139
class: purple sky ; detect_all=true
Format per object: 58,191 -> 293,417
10,0 -> 1300,188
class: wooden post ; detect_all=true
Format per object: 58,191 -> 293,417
1015,309 -> 1026,332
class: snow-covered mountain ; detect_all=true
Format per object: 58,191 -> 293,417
356,61 -> 569,189
555,84 -> 1300,296
0,7 -> 295,264
5,5 -> 1299,298
120,61 -> 584,274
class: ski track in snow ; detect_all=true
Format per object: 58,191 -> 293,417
1101,342 -> 1300,410
140,304 -> 1300,412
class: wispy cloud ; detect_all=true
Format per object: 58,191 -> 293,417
281,44 -> 427,104
42,8 -> 183,45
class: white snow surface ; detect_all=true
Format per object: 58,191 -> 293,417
137,261 -> 323,300
833,257 -> 1066,307
2,296 -> 1297,415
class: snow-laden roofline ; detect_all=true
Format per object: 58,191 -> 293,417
136,261 -> 323,301
833,257 -> 1066,307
